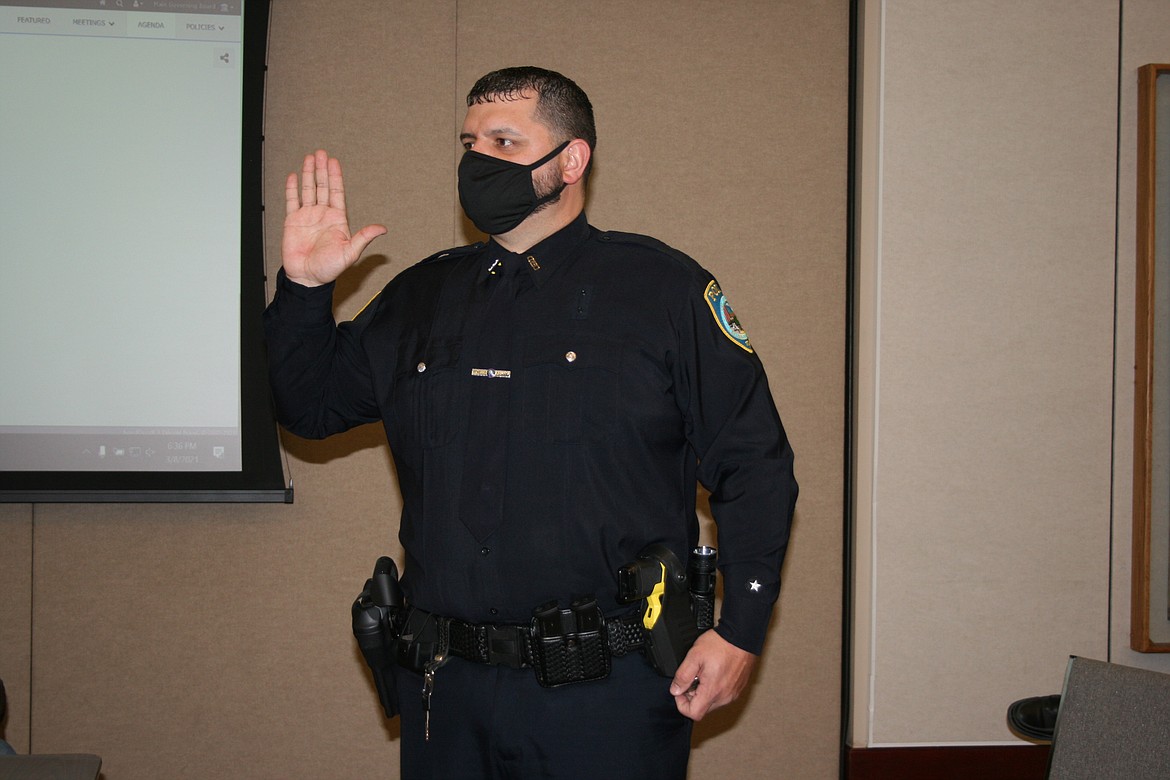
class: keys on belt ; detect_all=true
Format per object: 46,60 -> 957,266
420,618 -> 450,742
421,652 -> 448,742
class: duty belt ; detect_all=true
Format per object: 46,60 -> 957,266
443,610 -> 647,669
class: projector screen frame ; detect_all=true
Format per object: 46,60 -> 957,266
0,0 -> 291,504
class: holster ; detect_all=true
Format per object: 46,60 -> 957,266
351,557 -> 405,718
616,544 -> 702,677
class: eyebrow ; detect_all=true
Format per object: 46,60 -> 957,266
459,126 -> 524,142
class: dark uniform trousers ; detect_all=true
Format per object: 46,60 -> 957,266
393,653 -> 692,779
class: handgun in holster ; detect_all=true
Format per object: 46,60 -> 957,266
351,556 -> 405,718
617,543 -> 717,677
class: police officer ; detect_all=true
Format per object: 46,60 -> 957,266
265,66 -> 797,779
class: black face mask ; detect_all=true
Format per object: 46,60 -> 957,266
458,141 -> 570,235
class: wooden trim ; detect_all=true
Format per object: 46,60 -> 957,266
846,745 -> 1049,780
1133,63 -> 1170,653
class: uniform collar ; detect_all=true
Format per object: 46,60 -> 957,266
479,211 -> 590,289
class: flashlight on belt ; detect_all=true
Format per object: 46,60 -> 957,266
689,545 -> 717,632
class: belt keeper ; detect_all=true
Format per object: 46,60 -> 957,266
484,624 -> 526,668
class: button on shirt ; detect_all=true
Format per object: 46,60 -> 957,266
264,212 -> 797,654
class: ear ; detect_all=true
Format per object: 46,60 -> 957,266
560,139 -> 592,185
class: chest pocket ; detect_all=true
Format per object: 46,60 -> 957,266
521,334 -> 622,443
391,340 -> 465,449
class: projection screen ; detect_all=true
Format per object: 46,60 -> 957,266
0,0 -> 288,502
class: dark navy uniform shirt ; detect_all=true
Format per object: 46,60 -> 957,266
264,212 -> 797,654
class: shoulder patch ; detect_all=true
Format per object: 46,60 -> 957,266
704,280 -> 753,353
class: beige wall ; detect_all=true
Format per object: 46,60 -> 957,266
853,0 -> 1170,748
0,2 -> 848,777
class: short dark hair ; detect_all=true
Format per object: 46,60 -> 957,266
467,66 -> 596,172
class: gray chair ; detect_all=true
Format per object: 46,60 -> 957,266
0,680 -> 101,780
1046,656 -> 1170,779
0,755 -> 102,780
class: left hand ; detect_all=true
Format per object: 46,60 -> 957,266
669,630 -> 757,721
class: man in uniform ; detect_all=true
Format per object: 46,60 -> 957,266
264,66 -> 797,778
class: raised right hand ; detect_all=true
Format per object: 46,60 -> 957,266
282,149 -> 387,287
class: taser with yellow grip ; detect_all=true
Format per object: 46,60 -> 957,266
617,543 -> 702,676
